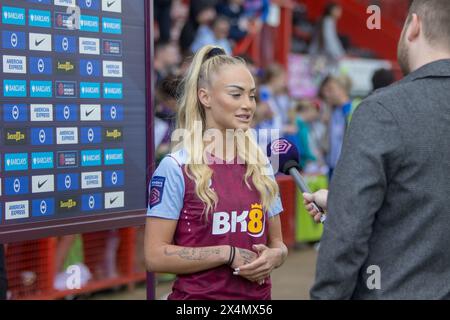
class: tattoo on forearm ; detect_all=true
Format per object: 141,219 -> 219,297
238,248 -> 257,265
164,247 -> 222,261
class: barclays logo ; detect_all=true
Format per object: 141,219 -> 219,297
4,80 -> 27,97
102,17 -> 121,34
2,6 -> 26,26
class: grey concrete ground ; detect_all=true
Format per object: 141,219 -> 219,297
90,246 -> 318,300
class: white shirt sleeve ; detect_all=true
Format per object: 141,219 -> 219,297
147,156 -> 185,220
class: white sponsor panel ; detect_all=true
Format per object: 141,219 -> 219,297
81,171 -> 102,189
29,33 -> 52,51
102,0 -> 121,13
102,60 -> 122,78
32,175 -> 55,193
56,127 -> 79,144
3,55 -> 27,74
54,0 -> 76,6
0,178 -> 2,196
31,104 -> 53,121
5,201 -> 29,220
80,104 -> 101,121
105,191 -> 124,209
79,37 -> 100,55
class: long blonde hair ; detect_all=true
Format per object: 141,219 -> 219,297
174,45 -> 279,216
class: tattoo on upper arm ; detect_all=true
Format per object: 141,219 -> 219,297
163,247 -> 221,261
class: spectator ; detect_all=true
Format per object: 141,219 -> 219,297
155,75 -> 180,162
258,64 -> 294,131
191,16 -> 232,55
179,1 -> 217,56
294,100 -> 328,173
216,0 -> 248,42
371,68 -> 395,91
309,2 -> 346,63
154,41 -> 181,86
155,0 -> 173,43
318,75 -> 354,179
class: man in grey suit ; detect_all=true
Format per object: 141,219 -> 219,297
303,0 -> 450,299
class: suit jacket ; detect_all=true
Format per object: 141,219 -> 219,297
311,59 -> 450,299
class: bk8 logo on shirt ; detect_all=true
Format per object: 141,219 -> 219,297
212,203 -> 265,237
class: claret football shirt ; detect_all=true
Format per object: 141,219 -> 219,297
147,149 -> 283,300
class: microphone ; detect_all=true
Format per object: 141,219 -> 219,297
267,138 -> 327,223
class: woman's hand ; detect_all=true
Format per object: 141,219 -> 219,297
303,189 -> 329,223
230,247 -> 258,269
233,244 -> 283,284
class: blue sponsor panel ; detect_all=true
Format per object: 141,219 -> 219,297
79,0 -> 100,10
81,193 -> 102,211
5,176 -> 29,196
2,6 -> 26,26
4,104 -> 28,122
56,104 -> 78,121
79,59 -> 100,77
32,198 -> 55,217
81,127 -> 102,144
80,15 -> 99,32
103,83 -> 123,99
31,128 -> 54,145
2,31 -> 26,49
31,152 -> 54,169
54,35 -> 76,53
104,149 -> 124,165
103,105 -> 123,121
5,153 -> 28,171
4,80 -> 27,97
29,9 -> 52,28
104,170 -> 124,187
81,150 -> 102,166
30,81 -> 52,98
102,17 -> 121,34
29,57 -> 52,75
57,173 -> 79,191
80,82 -> 101,98
55,81 -> 77,98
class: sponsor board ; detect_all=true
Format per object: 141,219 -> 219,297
3,55 -> 27,74
30,104 -> 53,121
81,171 -> 102,189
5,201 -> 29,220
56,127 -> 79,144
104,191 -> 124,209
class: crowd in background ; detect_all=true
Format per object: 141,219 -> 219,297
153,0 -> 396,181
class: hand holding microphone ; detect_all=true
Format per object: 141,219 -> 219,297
267,139 -> 328,223
302,190 -> 328,223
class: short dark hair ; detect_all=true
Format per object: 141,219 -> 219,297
408,0 -> 450,49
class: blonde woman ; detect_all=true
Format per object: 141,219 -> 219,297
145,46 -> 287,300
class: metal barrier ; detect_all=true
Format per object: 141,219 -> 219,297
5,227 -> 146,300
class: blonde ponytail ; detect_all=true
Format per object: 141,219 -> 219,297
174,45 -> 279,218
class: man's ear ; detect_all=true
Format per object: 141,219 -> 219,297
198,88 -> 211,109
407,13 -> 421,42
